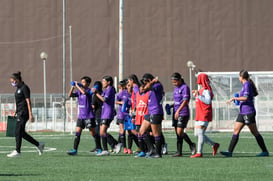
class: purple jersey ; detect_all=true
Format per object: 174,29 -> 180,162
148,82 -> 164,115
239,81 -> 255,114
116,89 -> 131,120
101,86 -> 116,120
173,84 -> 190,116
73,88 -> 94,119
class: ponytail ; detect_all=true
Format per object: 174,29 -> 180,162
249,79 -> 258,97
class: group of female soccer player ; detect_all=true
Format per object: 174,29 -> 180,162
6,70 -> 268,158
65,69 -> 269,158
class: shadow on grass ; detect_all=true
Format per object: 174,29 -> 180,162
0,173 -> 40,177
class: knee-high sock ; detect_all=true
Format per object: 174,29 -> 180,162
195,128 -> 205,154
93,134 -> 102,150
228,134 -> 239,153
155,136 -> 162,156
73,132 -> 81,150
128,134 -> 133,149
132,134 -> 139,148
177,135 -> 183,154
102,134 -> 108,151
183,132 -> 194,146
107,133 -> 118,149
119,133 -> 126,148
128,134 -> 139,149
138,135 -> 146,152
143,133 -> 154,153
255,134 -> 268,152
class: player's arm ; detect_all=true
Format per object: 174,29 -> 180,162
68,86 -> 75,97
227,95 -> 247,103
198,90 -> 211,105
26,98 -> 34,122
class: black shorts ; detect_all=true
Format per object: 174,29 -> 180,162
144,114 -> 163,125
116,119 -> 124,125
172,116 -> 189,128
76,118 -> 96,129
236,112 -> 256,125
100,119 -> 113,127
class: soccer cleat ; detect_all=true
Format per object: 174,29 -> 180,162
256,151 -> 269,157
172,152 -> 182,157
96,150 -> 110,156
135,151 -> 146,158
212,143 -> 220,156
127,149 -> 133,154
113,143 -> 122,154
67,149 -> 77,155
190,143 -> 196,155
96,149 -> 102,154
7,150 -> 21,158
90,148 -> 97,153
162,143 -> 168,155
123,148 -> 128,154
133,147 -> 141,154
146,153 -> 162,159
220,151 -> 232,157
190,153 -> 203,158
36,142 -> 45,155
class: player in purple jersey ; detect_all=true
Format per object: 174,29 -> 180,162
221,70 -> 269,157
137,73 -> 165,158
116,79 -> 131,153
170,73 -> 196,157
67,76 -> 102,155
92,75 -> 122,156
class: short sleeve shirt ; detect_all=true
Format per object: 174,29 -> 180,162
173,84 -> 190,116
239,81 -> 255,114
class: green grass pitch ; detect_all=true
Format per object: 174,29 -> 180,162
0,131 -> 273,181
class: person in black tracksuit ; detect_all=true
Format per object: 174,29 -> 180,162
7,71 -> 44,157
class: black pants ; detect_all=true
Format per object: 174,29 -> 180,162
15,115 -> 39,153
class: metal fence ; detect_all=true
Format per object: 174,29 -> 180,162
1,72 -> 273,133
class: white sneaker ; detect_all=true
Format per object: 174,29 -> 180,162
7,150 -> 21,158
113,143 -> 122,154
96,150 -> 110,156
162,143 -> 168,155
36,142 -> 45,155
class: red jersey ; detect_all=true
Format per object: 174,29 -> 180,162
195,88 -> 213,122
135,91 -> 149,125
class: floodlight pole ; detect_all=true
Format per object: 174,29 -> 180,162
63,0 -> 66,132
187,60 -> 196,123
119,0 -> 124,82
40,52 -> 48,130
69,25 -> 73,135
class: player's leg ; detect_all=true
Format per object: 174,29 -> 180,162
136,120 -> 151,157
220,117 -> 244,157
150,114 -> 163,158
88,119 -> 102,153
97,120 -> 110,156
172,127 -> 183,157
248,121 -> 269,156
118,121 -> 127,153
67,120 -> 83,156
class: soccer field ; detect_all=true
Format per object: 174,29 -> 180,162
0,131 -> 272,181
